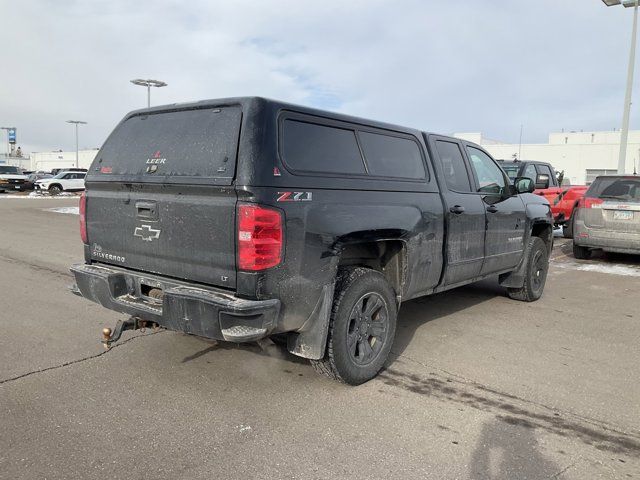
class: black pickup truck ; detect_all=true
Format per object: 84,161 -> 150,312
71,97 -> 553,384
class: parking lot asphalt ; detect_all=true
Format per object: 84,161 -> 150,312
1,198 -> 639,479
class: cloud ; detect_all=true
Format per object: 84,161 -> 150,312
0,0 -> 637,153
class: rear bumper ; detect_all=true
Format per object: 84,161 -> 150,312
574,221 -> 640,254
70,263 -> 280,342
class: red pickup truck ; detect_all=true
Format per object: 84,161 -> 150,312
498,160 -> 588,238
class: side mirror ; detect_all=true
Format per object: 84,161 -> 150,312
535,174 -> 550,190
515,177 -> 535,194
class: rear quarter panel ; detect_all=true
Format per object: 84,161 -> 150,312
237,186 -> 444,333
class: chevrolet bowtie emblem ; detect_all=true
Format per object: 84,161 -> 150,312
134,224 -> 161,242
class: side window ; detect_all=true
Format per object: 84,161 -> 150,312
281,120 -> 366,175
78,173 -> 86,179
466,147 -> 507,195
536,164 -> 554,185
63,174 -> 73,179
358,131 -> 426,179
523,164 -> 537,182
435,140 -> 472,192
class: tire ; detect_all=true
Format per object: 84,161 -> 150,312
311,267 -> 397,385
573,243 -> 591,260
562,218 -> 573,239
48,184 -> 62,195
507,236 -> 549,302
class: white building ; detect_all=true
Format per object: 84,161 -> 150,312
0,154 -> 30,170
29,149 -> 99,172
454,130 -> 640,185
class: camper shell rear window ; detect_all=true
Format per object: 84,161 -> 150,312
91,106 -> 242,184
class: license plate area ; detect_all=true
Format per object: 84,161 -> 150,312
613,210 -> 633,220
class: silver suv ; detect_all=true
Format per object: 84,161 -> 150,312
573,175 -> 640,259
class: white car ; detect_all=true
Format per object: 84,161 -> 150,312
35,171 -> 86,194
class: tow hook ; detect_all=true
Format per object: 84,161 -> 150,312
101,316 -> 160,349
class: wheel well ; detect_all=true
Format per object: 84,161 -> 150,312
48,183 -> 63,190
337,240 -> 406,300
531,222 -> 553,253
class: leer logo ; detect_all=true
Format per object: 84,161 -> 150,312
147,150 -> 166,165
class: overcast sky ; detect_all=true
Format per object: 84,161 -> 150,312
1,0 -> 638,153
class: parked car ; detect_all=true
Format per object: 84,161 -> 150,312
50,167 -> 88,176
498,160 -> 588,237
70,97 -> 553,384
0,165 -> 28,192
35,171 -> 86,194
23,173 -> 53,190
573,175 -> 640,259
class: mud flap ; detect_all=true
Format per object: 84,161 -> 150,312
498,231 -> 532,289
287,283 -> 335,360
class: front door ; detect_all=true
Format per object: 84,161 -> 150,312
431,138 -> 486,286
464,145 -> 526,274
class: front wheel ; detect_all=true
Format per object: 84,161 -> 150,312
311,267 -> 397,385
562,218 -> 573,239
507,236 -> 549,302
48,185 -> 62,195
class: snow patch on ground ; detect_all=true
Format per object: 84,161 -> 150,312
0,192 -> 79,199
46,207 -> 79,215
556,262 -> 640,277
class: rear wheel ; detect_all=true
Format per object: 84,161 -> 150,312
311,267 -> 397,385
573,243 -> 591,260
562,218 -> 573,239
507,236 -> 549,302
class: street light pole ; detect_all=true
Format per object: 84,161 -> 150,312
66,120 -> 87,168
130,79 -> 168,108
618,0 -> 639,174
602,0 -> 640,174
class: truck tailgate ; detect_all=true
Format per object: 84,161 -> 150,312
86,183 -> 237,288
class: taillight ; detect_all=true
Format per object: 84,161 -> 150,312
237,204 -> 283,271
79,192 -> 88,244
583,197 -> 603,209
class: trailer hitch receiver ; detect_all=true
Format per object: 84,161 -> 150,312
101,317 -> 159,349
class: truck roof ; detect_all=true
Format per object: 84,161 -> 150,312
122,96 -> 460,145
497,160 -> 552,166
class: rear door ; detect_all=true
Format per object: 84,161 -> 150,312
85,105 -> 242,289
75,173 -> 86,190
68,173 -> 85,190
464,145 -> 526,274
431,137 -> 486,285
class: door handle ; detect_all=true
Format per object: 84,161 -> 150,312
450,205 -> 465,214
136,200 -> 158,220
486,205 -> 498,213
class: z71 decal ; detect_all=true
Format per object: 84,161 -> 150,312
277,191 -> 313,202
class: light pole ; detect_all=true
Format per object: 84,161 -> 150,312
130,79 -> 168,108
66,120 -> 87,168
602,0 -> 640,174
